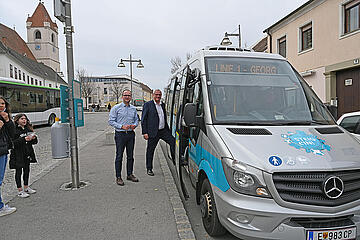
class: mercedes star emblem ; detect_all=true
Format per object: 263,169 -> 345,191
323,176 -> 344,199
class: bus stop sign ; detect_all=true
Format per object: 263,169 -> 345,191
60,85 -> 69,123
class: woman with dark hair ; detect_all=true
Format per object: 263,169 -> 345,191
0,96 -> 16,217
9,113 -> 38,198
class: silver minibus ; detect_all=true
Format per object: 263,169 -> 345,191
162,47 -> 360,240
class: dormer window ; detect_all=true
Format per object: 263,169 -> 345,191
35,30 -> 41,40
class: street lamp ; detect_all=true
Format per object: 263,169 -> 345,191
221,24 -> 241,50
117,54 -> 144,102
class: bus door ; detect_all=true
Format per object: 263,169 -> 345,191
176,67 -> 202,197
185,71 -> 203,188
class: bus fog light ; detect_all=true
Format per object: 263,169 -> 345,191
256,187 -> 269,197
235,214 -> 254,224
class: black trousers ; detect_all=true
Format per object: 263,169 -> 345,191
115,131 -> 135,178
15,164 -> 30,188
146,129 -> 175,170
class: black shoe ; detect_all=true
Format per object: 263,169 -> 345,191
116,177 -> 124,186
127,174 -> 139,182
147,169 -> 154,176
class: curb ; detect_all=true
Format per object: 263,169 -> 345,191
157,147 -> 196,240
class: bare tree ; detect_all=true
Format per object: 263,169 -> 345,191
170,53 -> 192,74
170,56 -> 182,74
109,80 -> 124,104
76,67 -> 94,110
186,53 -> 192,60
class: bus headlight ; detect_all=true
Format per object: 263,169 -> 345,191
234,171 -> 255,188
222,157 -> 271,198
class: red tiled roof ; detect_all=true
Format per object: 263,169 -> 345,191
27,2 -> 57,32
0,23 -> 36,61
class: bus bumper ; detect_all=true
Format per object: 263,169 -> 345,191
213,187 -> 360,240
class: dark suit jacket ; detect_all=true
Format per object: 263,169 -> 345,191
141,100 -> 170,138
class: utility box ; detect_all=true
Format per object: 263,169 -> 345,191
51,119 -> 70,159
54,0 -> 66,22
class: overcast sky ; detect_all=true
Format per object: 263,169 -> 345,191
0,0 -> 308,90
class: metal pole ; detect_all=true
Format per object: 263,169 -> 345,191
130,54 -> 133,103
64,0 -> 80,188
238,24 -> 241,49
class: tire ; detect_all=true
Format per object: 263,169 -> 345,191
48,114 -> 56,126
200,178 -> 227,236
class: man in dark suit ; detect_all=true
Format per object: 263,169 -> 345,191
142,89 -> 175,176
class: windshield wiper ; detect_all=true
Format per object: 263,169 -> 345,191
213,120 -> 330,126
214,122 -> 288,126
272,120 -> 330,125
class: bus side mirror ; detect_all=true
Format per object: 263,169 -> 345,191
184,103 -> 197,127
325,104 -> 338,120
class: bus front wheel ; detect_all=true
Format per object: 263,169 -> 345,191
200,178 -> 226,236
48,114 -> 56,126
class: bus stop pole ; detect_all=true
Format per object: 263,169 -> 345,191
64,0 -> 80,188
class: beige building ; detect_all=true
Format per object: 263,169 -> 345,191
141,82 -> 152,102
83,75 -> 152,108
262,0 -> 360,118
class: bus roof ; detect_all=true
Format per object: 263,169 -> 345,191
198,46 -> 285,60
0,77 -> 59,90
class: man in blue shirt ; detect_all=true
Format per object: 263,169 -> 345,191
108,89 -> 139,186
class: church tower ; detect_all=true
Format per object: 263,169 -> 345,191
26,1 -> 60,72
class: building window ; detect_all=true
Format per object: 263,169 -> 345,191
35,79 -> 38,85
38,94 -> 43,103
300,22 -> 312,52
31,77 -> 34,85
27,76 -> 30,84
19,70 -> 21,80
104,88 -> 108,94
51,33 -> 55,43
35,30 -> 41,39
49,84 -> 52,87
14,67 -> 18,79
278,36 -> 286,58
345,0 -> 360,34
10,64 -> 13,78
39,81 -> 42,86
23,73 -> 25,81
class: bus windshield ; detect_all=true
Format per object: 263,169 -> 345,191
206,57 -> 335,125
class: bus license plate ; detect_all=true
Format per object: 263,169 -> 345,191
306,227 -> 356,240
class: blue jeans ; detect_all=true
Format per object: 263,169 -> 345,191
115,131 -> 135,178
0,154 -> 8,209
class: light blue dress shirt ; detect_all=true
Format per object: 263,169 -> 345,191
108,103 -> 138,132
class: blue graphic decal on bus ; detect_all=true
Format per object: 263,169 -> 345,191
188,140 -> 229,192
269,156 -> 282,166
281,130 -> 331,156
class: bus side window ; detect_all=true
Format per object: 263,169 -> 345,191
189,82 -> 202,143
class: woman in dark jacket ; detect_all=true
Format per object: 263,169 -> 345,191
0,96 -> 16,216
9,114 -> 37,198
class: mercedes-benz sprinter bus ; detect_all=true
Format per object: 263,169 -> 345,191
162,46 -> 360,240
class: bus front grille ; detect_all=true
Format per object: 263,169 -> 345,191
272,170 -> 360,206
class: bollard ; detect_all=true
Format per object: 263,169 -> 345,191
51,117 -> 70,158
